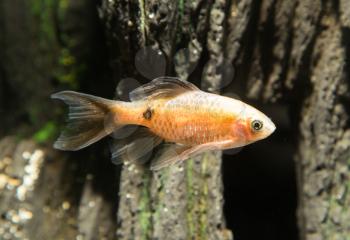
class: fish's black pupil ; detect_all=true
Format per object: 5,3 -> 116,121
252,120 -> 263,131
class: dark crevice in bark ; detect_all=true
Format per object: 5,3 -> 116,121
340,27 -> 350,127
258,1 -> 277,85
231,0 -> 262,95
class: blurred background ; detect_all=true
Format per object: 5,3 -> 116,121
1,1 -> 349,240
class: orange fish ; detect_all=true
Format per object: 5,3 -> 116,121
52,77 -> 275,170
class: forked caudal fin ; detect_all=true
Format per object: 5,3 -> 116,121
51,91 -> 120,151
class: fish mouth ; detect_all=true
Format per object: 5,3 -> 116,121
266,119 -> 276,136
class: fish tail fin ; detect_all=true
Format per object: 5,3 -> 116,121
51,91 -> 122,151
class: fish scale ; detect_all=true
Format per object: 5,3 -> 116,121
147,91 -> 234,145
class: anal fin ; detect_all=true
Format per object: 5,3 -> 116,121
150,144 -> 207,171
110,126 -> 163,165
150,140 -> 233,171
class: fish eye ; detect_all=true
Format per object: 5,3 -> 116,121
251,120 -> 263,131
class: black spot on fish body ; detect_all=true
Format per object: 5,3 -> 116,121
143,107 -> 153,120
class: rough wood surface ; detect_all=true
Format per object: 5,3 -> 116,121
1,0 -> 350,239
231,1 -> 350,239
91,0 -> 350,239
295,14 -> 350,240
100,0 -> 234,239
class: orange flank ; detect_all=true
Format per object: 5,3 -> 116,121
52,77 -> 276,170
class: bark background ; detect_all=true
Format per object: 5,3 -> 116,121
0,0 -> 349,240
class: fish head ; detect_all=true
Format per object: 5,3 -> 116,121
230,102 -> 276,146
241,103 -> 276,143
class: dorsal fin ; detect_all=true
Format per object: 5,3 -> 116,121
129,77 -> 199,101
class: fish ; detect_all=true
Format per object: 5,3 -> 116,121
51,77 -> 276,170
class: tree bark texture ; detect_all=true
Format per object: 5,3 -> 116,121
0,0 -> 350,240
100,0 -> 235,239
100,0 -> 350,239
294,3 -> 350,239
